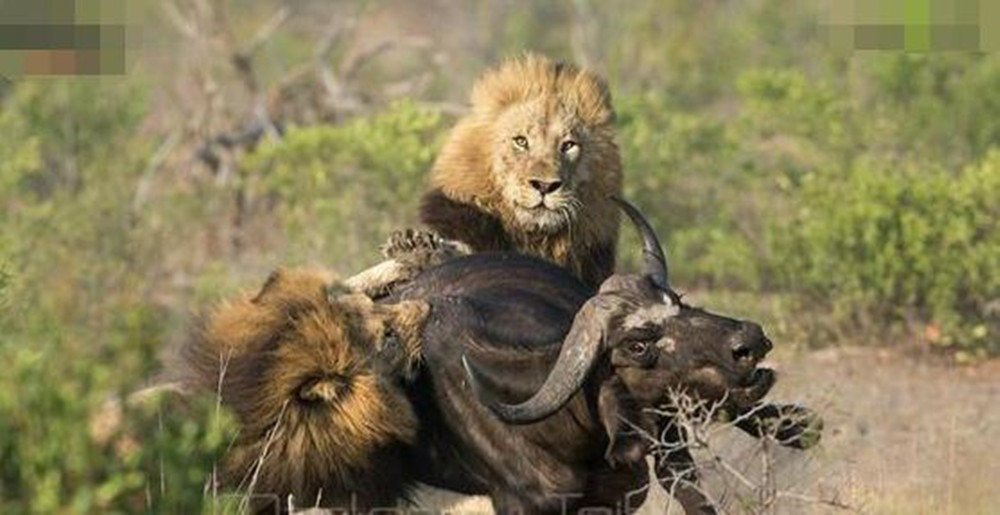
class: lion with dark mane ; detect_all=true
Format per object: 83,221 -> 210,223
114,56 -> 820,514
177,268 -> 429,511
419,53 -> 622,289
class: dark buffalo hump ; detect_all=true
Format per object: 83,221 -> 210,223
385,253 -> 605,496
391,252 -> 591,353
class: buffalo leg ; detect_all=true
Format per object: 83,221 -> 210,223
732,402 -> 823,450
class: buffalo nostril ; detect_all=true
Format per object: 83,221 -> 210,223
739,322 -> 771,358
529,179 -> 563,195
732,343 -> 755,363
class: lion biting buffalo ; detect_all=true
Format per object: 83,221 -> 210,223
169,199 -> 819,514
135,55 -> 822,514
176,268 -> 430,510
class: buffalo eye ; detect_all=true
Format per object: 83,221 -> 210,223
512,135 -> 529,150
560,140 -> 579,154
627,340 -> 650,356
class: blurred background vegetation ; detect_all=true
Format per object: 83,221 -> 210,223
1,0 -> 999,511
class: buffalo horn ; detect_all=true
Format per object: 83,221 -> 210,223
462,298 -> 609,424
611,196 -> 669,290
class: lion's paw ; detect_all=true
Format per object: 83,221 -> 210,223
382,229 -> 470,268
382,229 -> 444,259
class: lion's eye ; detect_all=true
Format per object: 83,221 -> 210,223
512,135 -> 529,150
560,140 -> 579,154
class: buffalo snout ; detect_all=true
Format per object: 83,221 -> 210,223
730,321 -> 772,366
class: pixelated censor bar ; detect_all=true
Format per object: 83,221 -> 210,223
0,0 -> 131,76
822,0 -> 1000,52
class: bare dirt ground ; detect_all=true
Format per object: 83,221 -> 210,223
414,347 -> 1000,514
756,346 -> 1000,514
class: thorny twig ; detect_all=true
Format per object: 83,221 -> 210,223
621,389 -> 853,514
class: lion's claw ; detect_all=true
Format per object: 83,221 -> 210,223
381,229 -> 470,268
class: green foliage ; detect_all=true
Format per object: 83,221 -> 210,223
615,56 -> 1000,355
774,155 -> 1000,355
244,100 -> 447,269
0,354 -> 235,513
858,54 -> 1000,163
617,94 -> 763,289
3,2 -> 1000,510
0,79 -> 234,511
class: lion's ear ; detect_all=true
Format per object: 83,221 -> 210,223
252,269 -> 286,303
384,300 -> 429,339
297,375 -> 350,404
250,267 -> 337,308
380,300 -> 431,376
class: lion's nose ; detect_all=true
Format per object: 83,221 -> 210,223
529,179 -> 563,195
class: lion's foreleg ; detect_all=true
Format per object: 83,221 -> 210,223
345,229 -> 471,298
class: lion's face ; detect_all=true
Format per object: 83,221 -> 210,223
431,54 -> 621,247
492,98 -> 592,233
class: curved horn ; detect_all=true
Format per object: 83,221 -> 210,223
611,196 -> 669,290
463,297 -> 613,424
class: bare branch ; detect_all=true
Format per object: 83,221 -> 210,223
161,0 -> 199,39
132,129 -> 182,216
339,36 -> 432,81
644,390 -> 852,513
243,7 -> 290,58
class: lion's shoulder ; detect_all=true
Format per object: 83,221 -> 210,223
419,189 -> 512,252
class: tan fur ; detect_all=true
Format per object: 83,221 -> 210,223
179,267 -> 428,509
430,54 -> 622,281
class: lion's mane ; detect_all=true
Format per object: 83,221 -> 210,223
177,267 -> 428,511
420,54 -> 623,289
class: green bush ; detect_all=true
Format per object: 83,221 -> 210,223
617,94 -> 765,289
773,154 -> 1000,355
0,356 -> 235,513
0,79 -> 236,511
243,101 -> 448,270
615,60 -> 1000,355
4,4 -> 1000,510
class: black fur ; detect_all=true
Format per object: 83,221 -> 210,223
419,189 -> 617,290
384,253 -> 785,513
578,240 -> 616,291
419,189 -> 512,252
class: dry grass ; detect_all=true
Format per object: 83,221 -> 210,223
398,347 -> 1000,514
180,312 -> 999,514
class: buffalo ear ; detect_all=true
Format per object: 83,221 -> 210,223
598,377 -> 650,468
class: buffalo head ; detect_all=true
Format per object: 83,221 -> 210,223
465,198 -> 776,424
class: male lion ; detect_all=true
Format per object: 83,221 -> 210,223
345,54 -> 621,297
420,53 -> 622,289
177,268 -> 429,511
